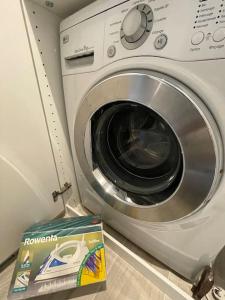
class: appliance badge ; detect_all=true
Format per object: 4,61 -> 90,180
63,35 -> 69,44
74,45 -> 94,54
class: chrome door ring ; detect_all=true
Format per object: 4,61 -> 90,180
74,70 -> 222,222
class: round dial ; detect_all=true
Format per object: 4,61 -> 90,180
121,4 -> 153,50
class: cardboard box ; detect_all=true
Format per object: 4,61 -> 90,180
8,215 -> 106,299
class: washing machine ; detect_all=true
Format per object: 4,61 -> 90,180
60,0 -> 225,281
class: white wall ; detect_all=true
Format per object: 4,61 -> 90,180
0,0 -> 64,264
32,0 -> 96,18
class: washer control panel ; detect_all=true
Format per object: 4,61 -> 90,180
104,0 -> 225,62
120,4 -> 153,49
61,0 -> 225,75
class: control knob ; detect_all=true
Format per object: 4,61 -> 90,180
121,4 -> 154,50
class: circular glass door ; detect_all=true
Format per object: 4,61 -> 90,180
74,71 -> 222,222
92,102 -> 183,205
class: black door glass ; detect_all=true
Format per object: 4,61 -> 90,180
91,102 -> 183,206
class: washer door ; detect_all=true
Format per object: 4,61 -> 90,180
75,71 -> 222,222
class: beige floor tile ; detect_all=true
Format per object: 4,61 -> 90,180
168,271 -> 192,296
94,254 -> 165,300
104,245 -> 118,272
1,212 -> 193,300
73,206 -> 191,295
0,261 -> 16,300
0,248 -> 168,300
163,295 -> 172,300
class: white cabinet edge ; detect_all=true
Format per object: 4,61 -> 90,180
21,0 -> 80,208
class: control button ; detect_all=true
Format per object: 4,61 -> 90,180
154,34 -> 168,50
107,45 -> 116,58
213,27 -> 225,42
191,31 -> 204,45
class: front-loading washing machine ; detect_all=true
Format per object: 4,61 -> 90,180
60,0 -> 225,281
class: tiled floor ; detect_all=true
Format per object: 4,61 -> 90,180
103,222 -> 193,297
0,208 -> 195,300
70,205 -> 193,297
1,245 -> 171,300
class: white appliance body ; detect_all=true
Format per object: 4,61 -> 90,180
60,0 -> 225,280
